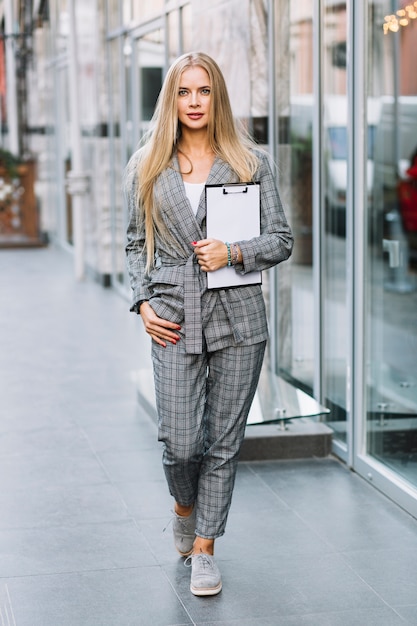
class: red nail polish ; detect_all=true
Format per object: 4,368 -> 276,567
191,241 -> 197,245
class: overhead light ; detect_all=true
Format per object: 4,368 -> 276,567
383,4 -> 417,33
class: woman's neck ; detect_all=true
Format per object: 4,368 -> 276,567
177,138 -> 215,183
177,129 -> 213,159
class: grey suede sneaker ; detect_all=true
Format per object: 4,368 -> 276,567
185,553 -> 222,596
172,508 -> 196,556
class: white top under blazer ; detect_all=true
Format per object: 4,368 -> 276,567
183,181 -> 205,215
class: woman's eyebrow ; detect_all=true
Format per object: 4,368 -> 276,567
178,84 -> 211,89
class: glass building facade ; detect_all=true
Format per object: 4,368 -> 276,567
8,0 -> 417,516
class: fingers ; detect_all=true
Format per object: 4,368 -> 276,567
193,239 -> 227,272
140,303 -> 181,347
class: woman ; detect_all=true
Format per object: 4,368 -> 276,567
125,51 -> 293,596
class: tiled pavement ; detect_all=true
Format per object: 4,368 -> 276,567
1,245 -> 417,625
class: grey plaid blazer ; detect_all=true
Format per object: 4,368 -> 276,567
125,149 -> 293,354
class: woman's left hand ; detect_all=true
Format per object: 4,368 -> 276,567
192,239 -> 228,272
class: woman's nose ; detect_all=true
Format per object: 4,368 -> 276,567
190,92 -> 200,107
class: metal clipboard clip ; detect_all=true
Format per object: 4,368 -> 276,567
222,184 -> 249,195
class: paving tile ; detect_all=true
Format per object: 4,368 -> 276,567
394,605 -> 417,623
137,518 -> 187,566
251,459 -> 417,552
0,426 -> 90,457
0,449 -> 109,491
115,478 -> 172,520
71,400 -> 143,426
199,607 -> 406,625
81,411 -> 159,453
0,409 -> 76,432
0,519 -> 156,577
97,448 -> 166,483
2,567 -> 192,626
164,553 -> 385,624
223,504 -> 332,561
231,462 -> 290,512
342,548 -> 417,606
0,482 -> 130,530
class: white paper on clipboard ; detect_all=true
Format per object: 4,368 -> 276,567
205,182 -> 262,289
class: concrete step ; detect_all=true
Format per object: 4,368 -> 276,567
241,419 -> 333,461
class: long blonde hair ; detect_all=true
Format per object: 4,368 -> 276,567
134,51 -> 260,270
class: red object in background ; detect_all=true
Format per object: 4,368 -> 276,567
398,158 -> 417,232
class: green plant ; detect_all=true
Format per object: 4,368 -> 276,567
0,148 -> 23,179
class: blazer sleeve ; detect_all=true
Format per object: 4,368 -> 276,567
234,151 -> 293,274
124,153 -> 152,309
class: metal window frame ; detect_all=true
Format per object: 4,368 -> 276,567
313,0 -> 325,414
348,0 -> 365,469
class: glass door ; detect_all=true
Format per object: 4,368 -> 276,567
260,0 -> 330,425
357,0 -> 417,513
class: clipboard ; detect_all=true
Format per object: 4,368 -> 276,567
205,182 -> 262,289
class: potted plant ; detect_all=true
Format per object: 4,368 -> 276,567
0,148 -> 41,246
0,147 -> 24,179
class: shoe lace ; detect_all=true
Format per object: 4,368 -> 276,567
163,509 -> 194,534
184,553 -> 213,569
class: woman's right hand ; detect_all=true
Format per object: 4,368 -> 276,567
139,301 -> 181,347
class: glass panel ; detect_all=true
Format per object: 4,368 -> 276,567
108,38 -> 125,283
181,4 -> 192,53
131,0 -> 164,23
322,1 -> 349,442
265,0 -> 329,423
107,0 -> 121,31
366,1 -> 417,484
109,29 -> 164,288
134,31 -> 164,142
168,10 -> 180,63
285,1 -> 314,389
123,0 -> 132,24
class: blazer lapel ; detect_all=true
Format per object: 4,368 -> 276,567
158,158 -> 204,248
195,157 -> 238,226
157,154 -> 238,243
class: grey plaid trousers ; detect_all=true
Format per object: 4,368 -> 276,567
152,336 -> 266,539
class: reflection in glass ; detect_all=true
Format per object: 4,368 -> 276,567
277,1 -> 314,393
135,32 -> 164,141
168,10 -> 180,64
130,0 -> 164,23
181,4 -> 192,53
321,2 -> 348,443
108,38 -> 124,283
107,0 -> 121,31
366,1 -> 417,486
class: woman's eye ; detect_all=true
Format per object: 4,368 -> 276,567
178,89 -> 188,96
201,88 -> 211,95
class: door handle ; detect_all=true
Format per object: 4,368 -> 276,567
383,239 -> 400,268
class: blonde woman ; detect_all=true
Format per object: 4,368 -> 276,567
125,51 -> 293,596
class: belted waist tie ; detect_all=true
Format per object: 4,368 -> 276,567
157,254 -> 202,354
159,254 -> 244,355
183,254 -> 203,354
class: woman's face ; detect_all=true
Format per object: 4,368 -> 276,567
177,66 -> 211,132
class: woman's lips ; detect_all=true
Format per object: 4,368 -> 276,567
187,113 -> 203,120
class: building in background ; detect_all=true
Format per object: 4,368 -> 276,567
1,0 -> 417,517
